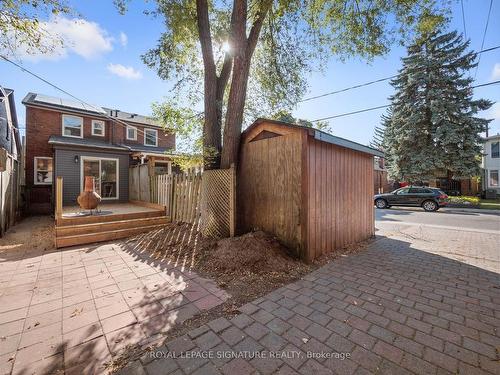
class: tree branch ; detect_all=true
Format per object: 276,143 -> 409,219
196,0 -> 216,78
246,0 -> 272,57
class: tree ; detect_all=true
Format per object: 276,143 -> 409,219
0,0 -> 73,57
382,30 -> 492,183
116,0 -> 447,169
272,110 -> 329,131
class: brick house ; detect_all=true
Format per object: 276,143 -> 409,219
23,93 -> 175,214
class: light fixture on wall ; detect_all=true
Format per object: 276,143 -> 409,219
74,155 -> 79,163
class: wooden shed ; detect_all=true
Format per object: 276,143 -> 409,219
238,118 -> 384,262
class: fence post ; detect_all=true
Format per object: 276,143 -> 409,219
55,176 -> 63,224
229,164 -> 236,237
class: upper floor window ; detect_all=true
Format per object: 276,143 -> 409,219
62,115 -> 83,138
92,120 -> 105,136
491,142 -> 499,158
34,157 -> 53,185
144,128 -> 158,147
126,125 -> 137,141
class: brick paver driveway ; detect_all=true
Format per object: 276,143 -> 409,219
0,242 -> 228,375
127,236 -> 500,375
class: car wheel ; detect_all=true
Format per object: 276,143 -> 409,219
375,199 -> 388,209
422,200 -> 438,212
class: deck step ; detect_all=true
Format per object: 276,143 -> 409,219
57,210 -> 166,226
55,223 -> 167,248
56,216 -> 170,237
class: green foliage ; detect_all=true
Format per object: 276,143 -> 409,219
383,29 -> 492,183
0,0 -> 73,57
272,110 -> 329,131
115,0 -> 449,157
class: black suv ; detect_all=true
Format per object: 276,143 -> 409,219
374,187 -> 448,212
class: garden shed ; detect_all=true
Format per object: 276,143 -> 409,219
238,118 -> 384,262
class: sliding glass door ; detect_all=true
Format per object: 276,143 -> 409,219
82,157 -> 119,199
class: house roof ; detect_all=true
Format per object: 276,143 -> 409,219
483,134 -> 500,142
48,135 -> 129,151
245,118 -> 384,157
23,92 -> 162,128
119,143 -> 171,153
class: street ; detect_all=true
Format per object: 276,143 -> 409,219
375,207 -> 500,273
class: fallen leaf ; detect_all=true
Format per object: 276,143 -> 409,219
34,321 -> 40,327
302,338 -> 309,344
70,307 -> 83,317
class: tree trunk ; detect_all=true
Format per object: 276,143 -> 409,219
220,58 -> 250,169
196,0 -> 221,170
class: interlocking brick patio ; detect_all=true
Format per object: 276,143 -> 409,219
123,236 -> 500,375
0,242 -> 229,375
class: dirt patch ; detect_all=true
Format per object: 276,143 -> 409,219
107,223 -> 371,373
0,215 -> 54,254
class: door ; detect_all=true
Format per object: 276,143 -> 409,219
82,158 -> 118,199
83,159 -> 101,195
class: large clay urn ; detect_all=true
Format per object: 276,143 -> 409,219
77,176 -> 101,209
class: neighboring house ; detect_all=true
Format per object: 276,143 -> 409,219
23,93 -> 175,214
373,155 -> 392,194
482,134 -> 500,196
0,88 -> 23,235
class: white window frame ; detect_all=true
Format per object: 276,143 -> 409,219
144,128 -> 158,147
489,170 -> 499,187
62,114 -> 83,138
34,157 -> 53,185
91,120 -> 105,137
126,125 -> 137,141
80,156 -> 120,200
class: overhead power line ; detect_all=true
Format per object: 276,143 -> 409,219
310,79 -> 500,122
461,0 -> 467,39
0,54 -> 200,140
474,0 -> 493,78
300,44 -> 500,103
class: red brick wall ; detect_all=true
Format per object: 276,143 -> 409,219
111,120 -> 175,150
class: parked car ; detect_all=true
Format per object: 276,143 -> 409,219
374,187 -> 448,212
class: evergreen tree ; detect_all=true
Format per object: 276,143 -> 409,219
383,30 -> 492,183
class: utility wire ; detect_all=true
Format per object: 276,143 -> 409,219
310,79 -> 500,122
461,0 -> 467,40
300,45 -> 500,103
474,0 -> 493,78
0,54 -> 200,140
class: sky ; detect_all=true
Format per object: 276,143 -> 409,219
1,0 -> 499,146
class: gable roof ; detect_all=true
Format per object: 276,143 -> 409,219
244,118 -> 384,157
23,92 -> 162,128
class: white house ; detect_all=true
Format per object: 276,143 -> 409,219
482,134 -> 500,195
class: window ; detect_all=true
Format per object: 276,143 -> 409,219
91,120 -> 105,136
409,188 -> 428,194
490,170 -> 499,187
126,125 -> 137,141
82,157 -> 119,199
396,188 -> 410,195
491,142 -> 499,158
62,115 -> 83,138
34,157 -> 53,185
144,128 -> 158,146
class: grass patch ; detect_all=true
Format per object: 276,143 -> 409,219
448,196 -> 500,210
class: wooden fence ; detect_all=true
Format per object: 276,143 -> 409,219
130,164 -> 235,238
129,164 -> 150,202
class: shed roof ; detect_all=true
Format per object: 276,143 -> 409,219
244,118 -> 384,157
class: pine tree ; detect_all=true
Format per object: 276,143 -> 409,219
383,30 -> 492,183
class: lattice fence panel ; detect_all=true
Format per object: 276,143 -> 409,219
200,166 -> 235,238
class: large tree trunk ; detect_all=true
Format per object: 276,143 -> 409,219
220,58 -> 250,169
196,0 -> 221,170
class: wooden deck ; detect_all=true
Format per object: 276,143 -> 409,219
55,201 -> 169,248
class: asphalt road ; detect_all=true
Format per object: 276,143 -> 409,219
375,206 -> 500,233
